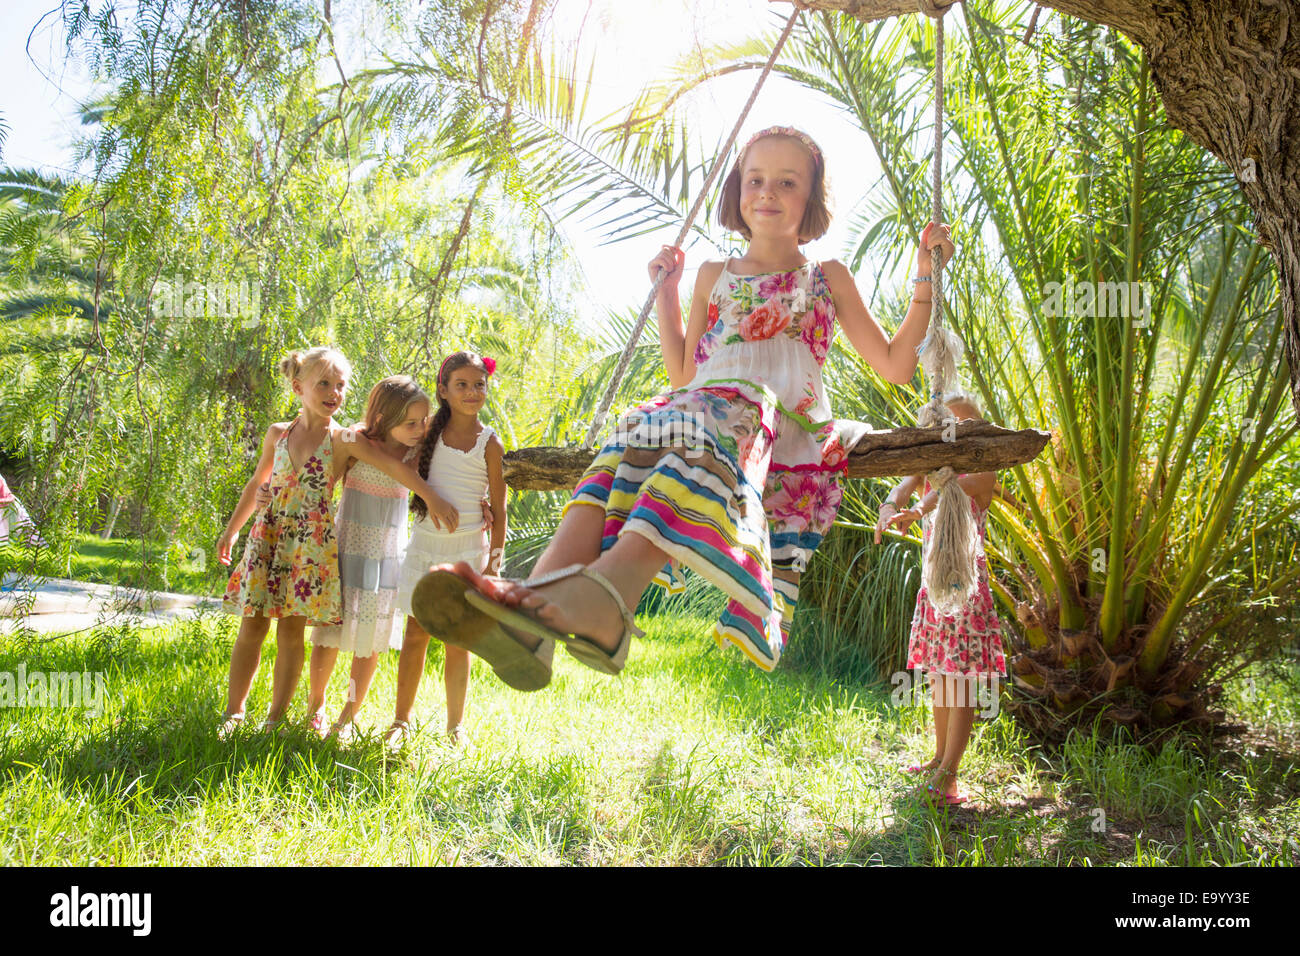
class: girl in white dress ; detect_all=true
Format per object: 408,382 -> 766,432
303,376 -> 458,738
389,352 -> 508,744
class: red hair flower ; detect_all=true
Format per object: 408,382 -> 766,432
482,356 -> 497,376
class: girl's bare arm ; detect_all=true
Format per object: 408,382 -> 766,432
672,260 -> 724,389
336,427 -> 453,520
824,260 -> 936,386
886,474 -> 925,508
218,423 -> 285,564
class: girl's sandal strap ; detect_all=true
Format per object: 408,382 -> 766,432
460,563 -> 642,678
217,712 -> 246,739
574,567 -> 644,640
518,564 -> 643,640
553,566 -> 644,675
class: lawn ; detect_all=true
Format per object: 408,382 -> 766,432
20,533 -> 221,596
1,612 -> 1297,865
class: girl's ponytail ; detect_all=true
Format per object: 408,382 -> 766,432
279,350 -> 304,382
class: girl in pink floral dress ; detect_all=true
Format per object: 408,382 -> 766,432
878,392 -> 1006,805
413,127 -> 955,690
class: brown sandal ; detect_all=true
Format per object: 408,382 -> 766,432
410,569 -> 554,691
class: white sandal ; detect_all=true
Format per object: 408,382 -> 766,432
217,711 -> 245,740
384,719 -> 410,749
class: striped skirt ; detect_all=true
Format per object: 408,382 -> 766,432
564,386 -> 844,671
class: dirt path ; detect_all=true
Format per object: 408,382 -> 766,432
0,574 -> 219,635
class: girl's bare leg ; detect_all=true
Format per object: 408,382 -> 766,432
530,502 -> 604,576
443,644 -> 471,732
307,643 -> 340,720
921,674 -> 947,771
387,617 -> 431,738
332,651 -> 381,727
224,615 -> 273,717
930,677 -> 976,798
266,617 -> 307,722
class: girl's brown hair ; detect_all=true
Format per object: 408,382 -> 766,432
409,351 -> 491,521
717,132 -> 831,243
359,376 -> 430,444
942,389 -> 985,420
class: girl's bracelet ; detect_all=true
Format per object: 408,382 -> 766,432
912,275 -> 933,304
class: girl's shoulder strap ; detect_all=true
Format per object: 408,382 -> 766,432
473,424 -> 495,453
705,259 -> 732,300
318,422 -> 341,465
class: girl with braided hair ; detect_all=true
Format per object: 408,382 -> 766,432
387,351 -> 508,745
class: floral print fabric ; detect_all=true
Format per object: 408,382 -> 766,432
905,479 -> 1006,676
223,419 -> 342,626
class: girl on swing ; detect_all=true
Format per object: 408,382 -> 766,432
411,126 -> 955,689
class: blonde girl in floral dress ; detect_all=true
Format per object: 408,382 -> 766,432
411,126 -> 954,690
217,348 -> 452,735
877,392 -> 1006,805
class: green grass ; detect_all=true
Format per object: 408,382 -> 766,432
15,533 -> 220,596
1,614 -> 1297,865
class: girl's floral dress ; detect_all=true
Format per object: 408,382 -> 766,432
905,477 -> 1006,676
223,418 -> 342,626
566,260 -> 846,671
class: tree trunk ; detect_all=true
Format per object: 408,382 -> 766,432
790,0 -> 1300,417
504,422 -> 1050,490
101,496 -> 122,539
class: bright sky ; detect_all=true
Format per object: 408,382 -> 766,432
1,1 -> 94,176
0,0 -> 916,319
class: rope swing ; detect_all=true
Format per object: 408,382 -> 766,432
912,0 -> 980,615
503,0 -> 1046,610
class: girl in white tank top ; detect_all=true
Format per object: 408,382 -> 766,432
389,352 -> 508,745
